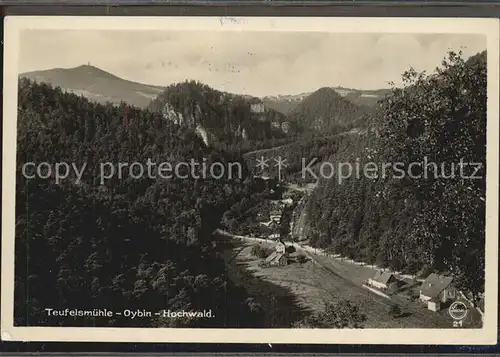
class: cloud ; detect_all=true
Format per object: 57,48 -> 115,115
19,30 -> 486,96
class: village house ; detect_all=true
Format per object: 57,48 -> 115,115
269,213 -> 282,224
259,208 -> 281,234
260,220 -> 279,229
275,240 -> 286,254
419,273 -> 456,311
263,251 -> 287,266
262,239 -> 288,267
281,198 -> 294,207
260,221 -> 280,239
427,299 -> 441,312
367,271 -> 397,290
263,205 -> 283,225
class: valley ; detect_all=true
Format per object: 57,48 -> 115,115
214,175 -> 483,329
14,49 -> 487,329
217,236 -> 460,328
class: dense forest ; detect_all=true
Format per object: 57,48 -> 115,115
304,51 -> 487,298
242,128 -> 364,182
14,78 -> 286,328
148,81 -> 291,145
13,49 -> 487,330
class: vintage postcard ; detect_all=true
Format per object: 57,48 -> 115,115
2,16 -> 499,344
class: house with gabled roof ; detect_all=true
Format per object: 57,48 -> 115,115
275,239 -> 286,254
261,239 -> 288,267
419,273 -> 456,304
368,271 -> 397,290
263,251 -> 287,266
427,298 -> 441,312
260,220 -> 279,229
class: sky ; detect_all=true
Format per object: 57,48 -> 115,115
19,30 -> 486,97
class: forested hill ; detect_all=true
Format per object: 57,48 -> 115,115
304,51 -> 487,299
287,87 -> 370,134
15,78 -> 270,328
148,80 -> 290,145
20,65 -> 164,108
262,88 -> 390,116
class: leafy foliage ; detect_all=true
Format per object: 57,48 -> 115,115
304,51 -> 486,298
296,254 -> 308,264
148,80 -> 289,144
14,79 -> 274,327
294,299 -> 366,328
243,129 -> 363,183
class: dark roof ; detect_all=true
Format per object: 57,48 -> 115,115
420,273 -> 453,298
371,271 -> 395,285
261,220 -> 278,227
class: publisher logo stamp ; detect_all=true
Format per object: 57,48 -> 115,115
448,301 -> 468,320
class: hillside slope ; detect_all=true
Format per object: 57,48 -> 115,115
287,87 -> 369,133
148,80 -> 290,145
15,78 -> 283,328
262,87 -> 389,116
304,51 -> 487,298
20,65 -> 164,108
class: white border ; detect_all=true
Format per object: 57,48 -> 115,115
2,16 -> 499,344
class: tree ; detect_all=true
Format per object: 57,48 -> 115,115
302,50 -> 487,299
295,299 -> 366,328
376,51 -> 486,297
14,79 -> 277,328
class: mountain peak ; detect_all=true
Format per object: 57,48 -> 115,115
19,65 -> 164,108
71,64 -> 120,80
288,86 -> 366,132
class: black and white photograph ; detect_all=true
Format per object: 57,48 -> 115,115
1,16 -> 498,344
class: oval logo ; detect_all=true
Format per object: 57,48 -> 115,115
448,301 -> 468,320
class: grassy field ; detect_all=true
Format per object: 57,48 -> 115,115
218,237 -> 482,329
217,239 -> 311,327
309,253 -> 479,328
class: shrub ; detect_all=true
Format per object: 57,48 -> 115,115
296,254 -> 308,264
294,299 -> 366,328
251,244 -> 272,259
